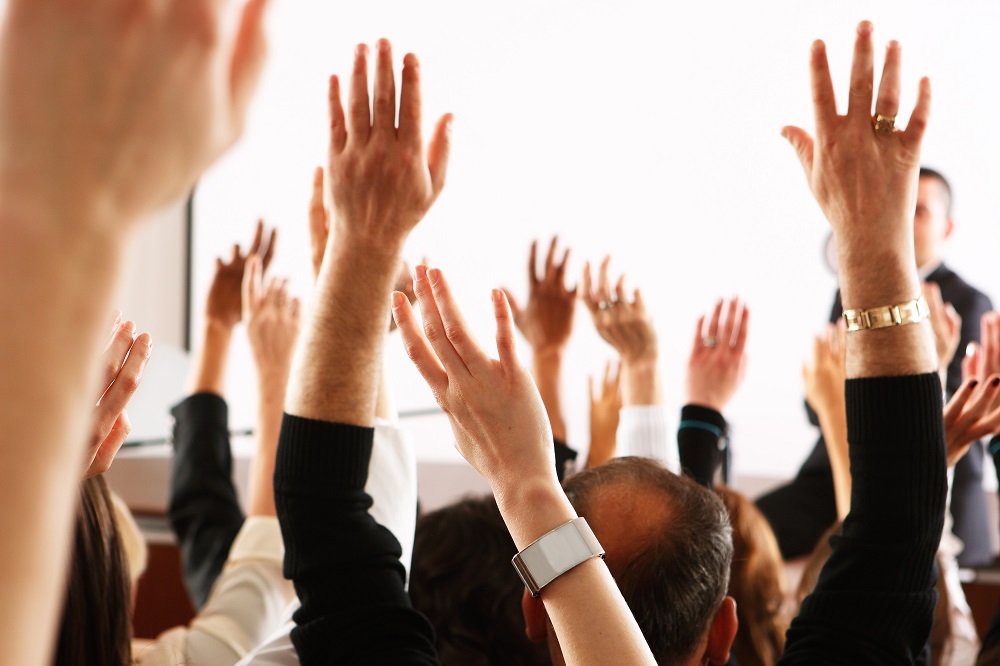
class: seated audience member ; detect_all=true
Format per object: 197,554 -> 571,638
0,2 -> 268,663
274,39 -> 657,665
581,259 -> 677,472
170,220 -> 277,607
776,21 -> 945,661
409,496 -> 549,666
504,237 -> 580,479
758,162 -> 994,565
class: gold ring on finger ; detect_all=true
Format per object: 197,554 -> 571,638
872,113 -> 896,135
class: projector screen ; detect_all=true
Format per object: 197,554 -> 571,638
191,1 -> 1000,484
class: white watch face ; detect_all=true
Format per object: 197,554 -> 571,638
512,518 -> 604,597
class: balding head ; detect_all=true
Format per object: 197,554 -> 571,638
562,458 -> 734,664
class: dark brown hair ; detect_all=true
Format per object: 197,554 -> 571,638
563,457 -> 732,665
409,495 -> 548,666
54,475 -> 132,666
714,485 -> 788,666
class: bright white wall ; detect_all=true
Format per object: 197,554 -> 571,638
192,1 -> 1000,484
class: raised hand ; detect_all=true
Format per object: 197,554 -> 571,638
783,22 -> 936,378
963,311 -> 1000,383
206,220 -> 276,329
0,0 -> 269,228
504,237 -> 577,355
88,315 -> 153,478
581,257 -> 657,364
922,282 -> 961,376
243,257 -> 300,386
944,377 -> 1000,468
393,265 -> 554,490
586,361 -> 622,469
803,323 -> 847,418
326,40 -> 452,255
686,299 -> 750,413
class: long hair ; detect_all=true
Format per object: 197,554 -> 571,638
54,475 -> 133,666
714,486 -> 788,666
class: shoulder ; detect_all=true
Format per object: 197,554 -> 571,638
934,265 -> 992,314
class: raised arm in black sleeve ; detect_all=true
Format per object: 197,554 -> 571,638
275,414 -> 440,666
779,374 -> 947,664
168,392 -> 245,608
677,404 -> 727,488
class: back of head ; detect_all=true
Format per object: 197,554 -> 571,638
563,457 -> 733,664
55,475 -> 132,666
714,485 -> 788,666
409,495 -> 548,666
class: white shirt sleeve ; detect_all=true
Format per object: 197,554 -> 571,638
234,418 -> 419,666
135,516 -> 293,666
616,405 -> 679,473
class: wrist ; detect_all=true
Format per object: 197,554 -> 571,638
203,318 -> 236,338
494,477 -> 577,551
329,228 -> 405,265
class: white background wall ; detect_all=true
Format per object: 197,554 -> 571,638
189,1 -> 1000,486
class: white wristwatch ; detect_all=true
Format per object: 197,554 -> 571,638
511,517 -> 605,598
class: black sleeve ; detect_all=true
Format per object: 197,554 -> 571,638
779,374 -> 947,664
553,438 -> 578,483
983,435 -> 1000,659
275,414 -> 439,666
677,405 -> 727,488
168,393 -> 245,609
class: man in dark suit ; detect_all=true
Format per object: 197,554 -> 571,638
757,167 -> 995,567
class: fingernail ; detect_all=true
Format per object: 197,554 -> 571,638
967,342 -> 977,357
491,289 -> 502,305
887,40 -> 900,50
377,38 -> 390,53
390,292 -> 405,309
858,21 -> 873,36
414,265 -> 427,282
427,268 -> 442,286
992,377 -> 999,388
355,43 -> 367,57
123,320 -> 137,335
970,380 -> 979,389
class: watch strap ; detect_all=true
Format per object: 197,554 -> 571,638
511,517 -> 605,598
843,295 -> 930,332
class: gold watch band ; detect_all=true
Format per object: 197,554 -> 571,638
843,296 -> 930,332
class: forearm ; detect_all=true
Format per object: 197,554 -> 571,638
532,351 -> 566,441
286,239 -> 400,426
188,322 -> 234,395
621,359 -> 663,406
815,404 -> 851,521
0,217 -> 127,665
247,377 -> 287,517
494,481 -> 656,666
374,355 -> 397,422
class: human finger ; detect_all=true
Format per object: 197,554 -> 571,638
597,256 -> 612,304
427,113 -> 453,198
492,289 -> 519,369
328,75 -> 348,154
309,166 -> 329,276
261,226 -> 277,270
544,237 -> 559,283
372,38 -> 396,134
248,218 -> 265,256
99,321 -> 138,394
581,262 -> 597,311
874,40 -> 901,120
781,126 -> 815,179
348,44 -> 371,141
500,288 -> 522,328
556,247 -> 571,289
230,0 -> 270,142
428,267 -> 489,371
846,21 -> 875,123
412,265 -> 468,375
707,299 -> 723,339
392,291 -> 448,396
615,275 -> 627,303
901,77 -> 931,152
242,255 -> 262,317
951,376 -> 1000,433
722,298 -> 739,348
691,315 -> 706,356
589,375 -> 596,404
963,342 -> 982,383
944,377 -> 980,425
528,240 -> 539,287
97,333 -> 152,427
734,306 -> 750,355
809,40 -> 838,136
602,360 -> 612,391
397,53 -> 423,147
87,411 -> 132,479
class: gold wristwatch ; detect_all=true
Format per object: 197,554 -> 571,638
843,295 -> 930,332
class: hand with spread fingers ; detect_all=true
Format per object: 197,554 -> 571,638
686,298 -> 750,413
206,219 -> 277,330
505,237 -> 577,356
944,376 -> 1000,468
243,257 -> 301,388
922,282 -> 961,377
586,361 -> 622,469
326,40 -> 452,256
581,257 -> 657,365
88,314 -> 153,478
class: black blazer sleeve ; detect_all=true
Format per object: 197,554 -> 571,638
168,393 -> 245,608
677,404 -> 727,488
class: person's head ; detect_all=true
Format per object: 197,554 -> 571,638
914,167 -> 955,270
55,475 -> 132,666
523,457 -> 737,666
714,485 -> 788,666
409,495 -> 549,666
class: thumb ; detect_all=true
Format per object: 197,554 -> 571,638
501,288 -> 521,322
427,113 -> 453,198
963,341 -> 982,383
781,126 -> 815,179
